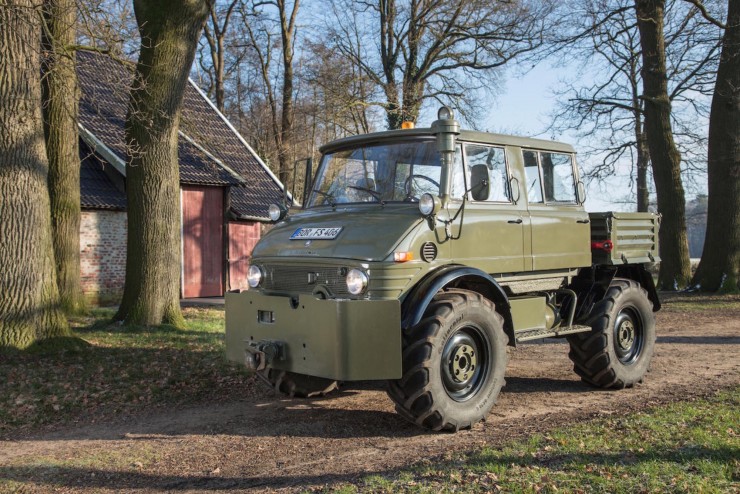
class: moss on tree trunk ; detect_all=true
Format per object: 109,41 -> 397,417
41,0 -> 87,315
0,0 -> 70,348
115,0 -> 210,326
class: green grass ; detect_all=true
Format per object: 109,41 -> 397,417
660,292 -> 740,312
339,389 -> 740,493
0,307 -> 254,435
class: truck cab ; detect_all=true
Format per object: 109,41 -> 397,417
226,107 -> 660,431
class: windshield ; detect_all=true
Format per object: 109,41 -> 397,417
308,140 -> 445,207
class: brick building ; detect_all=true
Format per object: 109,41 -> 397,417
77,51 -> 283,303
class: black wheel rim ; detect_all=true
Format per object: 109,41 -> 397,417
613,306 -> 644,365
441,325 -> 489,402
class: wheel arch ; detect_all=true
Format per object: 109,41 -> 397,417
570,264 -> 661,322
401,265 -> 515,346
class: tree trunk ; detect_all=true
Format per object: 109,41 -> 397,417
692,0 -> 740,293
635,0 -> 691,290
41,0 -> 87,315
277,0 -> 299,186
115,0 -> 210,326
636,126 -> 650,212
0,1 -> 70,348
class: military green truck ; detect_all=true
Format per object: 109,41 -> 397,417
225,107 -> 661,432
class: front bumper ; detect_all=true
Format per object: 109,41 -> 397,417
225,290 -> 402,381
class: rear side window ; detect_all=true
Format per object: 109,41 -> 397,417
541,152 -> 576,203
463,144 -> 510,202
523,150 -> 543,203
522,150 -> 577,204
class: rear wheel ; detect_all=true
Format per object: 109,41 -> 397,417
260,369 -> 338,398
567,278 -> 655,388
387,290 -> 508,431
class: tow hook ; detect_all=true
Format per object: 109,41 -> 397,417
245,340 -> 285,371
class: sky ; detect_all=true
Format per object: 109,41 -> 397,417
483,64 -> 635,213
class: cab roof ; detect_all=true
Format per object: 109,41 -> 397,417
319,127 -> 576,154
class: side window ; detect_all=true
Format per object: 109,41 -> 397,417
463,144 -> 510,202
523,150 -> 543,203
541,152 -> 576,203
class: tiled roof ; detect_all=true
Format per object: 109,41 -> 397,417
80,139 -> 127,210
76,51 -> 283,219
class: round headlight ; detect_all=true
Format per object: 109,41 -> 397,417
419,193 -> 436,216
247,265 -> 263,288
268,204 -> 282,222
346,268 -> 368,295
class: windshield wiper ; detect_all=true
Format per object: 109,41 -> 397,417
312,189 -> 336,207
348,185 -> 385,204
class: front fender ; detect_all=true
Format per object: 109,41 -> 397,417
401,265 -> 514,345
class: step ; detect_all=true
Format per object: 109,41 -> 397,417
515,324 -> 592,343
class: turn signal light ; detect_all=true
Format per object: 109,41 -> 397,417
394,251 -> 414,262
401,121 -> 415,129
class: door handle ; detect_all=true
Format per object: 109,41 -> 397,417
508,218 -> 523,224
577,219 -> 590,224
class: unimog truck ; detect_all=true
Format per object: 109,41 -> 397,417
225,107 -> 661,432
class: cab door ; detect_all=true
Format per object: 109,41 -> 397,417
521,150 -> 590,270
451,143 -> 526,274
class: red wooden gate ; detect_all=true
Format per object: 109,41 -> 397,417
182,186 -> 224,298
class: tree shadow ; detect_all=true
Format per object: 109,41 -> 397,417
503,377 -> 592,394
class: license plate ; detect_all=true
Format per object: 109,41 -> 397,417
290,227 -> 343,240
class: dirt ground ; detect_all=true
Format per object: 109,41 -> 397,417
1,297 -> 739,493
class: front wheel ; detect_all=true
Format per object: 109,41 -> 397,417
387,290 -> 508,431
567,278 -> 656,389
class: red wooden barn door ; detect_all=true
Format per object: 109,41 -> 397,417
182,186 -> 224,298
229,222 -> 261,291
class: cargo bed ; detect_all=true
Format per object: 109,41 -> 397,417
589,212 -> 660,265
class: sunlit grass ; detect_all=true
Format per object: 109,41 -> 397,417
338,389 -> 740,493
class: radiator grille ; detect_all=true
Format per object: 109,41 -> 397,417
262,264 -> 351,298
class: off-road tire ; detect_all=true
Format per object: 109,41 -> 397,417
387,289 -> 508,431
567,278 -> 655,389
260,369 -> 338,398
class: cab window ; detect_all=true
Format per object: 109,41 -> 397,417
523,150 -> 543,203
541,152 -> 577,203
463,144 -> 510,202
523,150 -> 577,204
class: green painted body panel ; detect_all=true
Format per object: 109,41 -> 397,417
225,291 -> 402,380
509,297 -> 546,331
252,205 -> 425,262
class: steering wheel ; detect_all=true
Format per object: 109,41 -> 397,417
404,174 -> 440,201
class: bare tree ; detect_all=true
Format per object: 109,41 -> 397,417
692,0 -> 739,292
548,0 -> 721,212
115,0 -> 211,326
237,0 -> 300,185
636,0 -> 692,289
199,0 -> 240,112
1,0 -> 70,347
324,0 -> 554,129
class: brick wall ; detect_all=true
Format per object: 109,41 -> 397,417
80,210 -> 127,304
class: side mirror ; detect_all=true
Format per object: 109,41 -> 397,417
470,164 -> 490,201
576,181 -> 587,205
